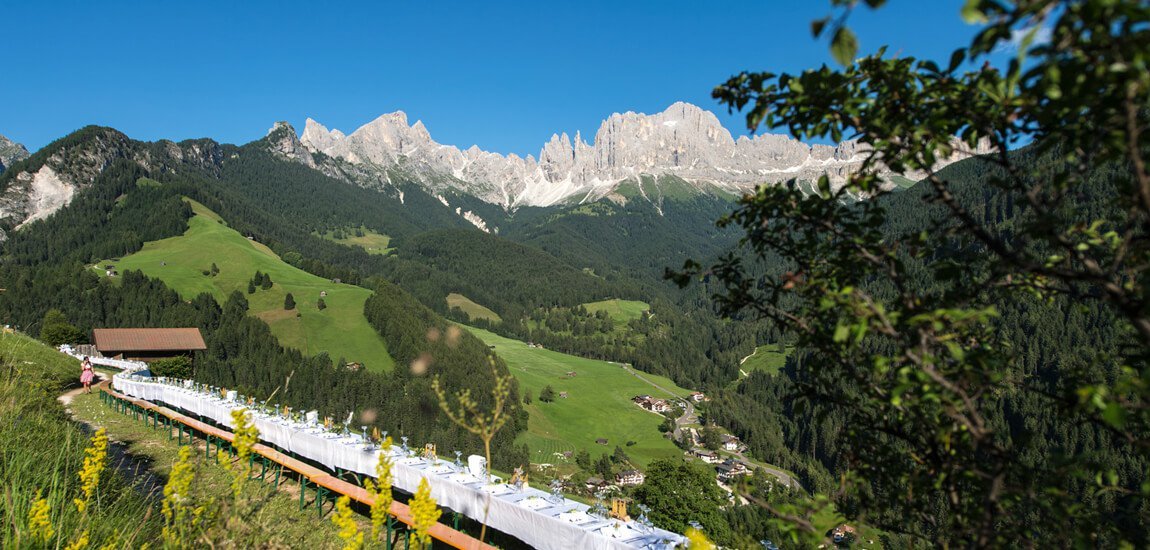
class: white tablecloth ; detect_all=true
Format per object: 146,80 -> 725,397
113,375 -> 684,550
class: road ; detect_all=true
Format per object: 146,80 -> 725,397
616,362 -> 683,400
733,450 -> 801,490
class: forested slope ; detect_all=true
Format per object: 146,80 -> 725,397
0,128 -> 528,467
701,148 -> 1150,544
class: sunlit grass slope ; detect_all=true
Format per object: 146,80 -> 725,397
581,298 -> 650,328
462,325 -> 691,467
446,293 -> 502,323
106,200 -> 394,372
317,226 -> 394,255
740,344 -> 791,377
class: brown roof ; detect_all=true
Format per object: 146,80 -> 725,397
92,328 -> 207,352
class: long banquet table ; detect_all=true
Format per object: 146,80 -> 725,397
112,373 -> 685,550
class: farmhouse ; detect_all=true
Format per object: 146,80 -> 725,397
615,469 -> 645,486
832,525 -> 857,544
721,434 -> 744,452
689,391 -> 706,402
692,449 -> 721,463
92,327 -> 207,363
585,476 -> 608,491
631,395 -> 671,414
715,458 -> 750,482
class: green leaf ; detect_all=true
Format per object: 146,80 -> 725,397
947,48 -> 966,72
831,27 -> 858,67
1102,403 -> 1127,429
944,341 -> 966,362
833,323 -> 850,343
961,0 -> 987,24
811,16 -> 830,38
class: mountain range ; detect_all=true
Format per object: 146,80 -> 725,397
0,102 -> 990,236
291,102 -> 992,209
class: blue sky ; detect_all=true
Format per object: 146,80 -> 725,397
3,1 -> 978,155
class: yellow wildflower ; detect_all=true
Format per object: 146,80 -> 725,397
161,446 -> 198,546
28,490 -> 54,543
686,526 -> 716,550
64,530 -> 89,550
366,437 -> 394,540
97,534 -> 120,550
219,408 -> 260,500
74,428 -> 108,514
408,477 -> 441,549
331,495 -> 364,550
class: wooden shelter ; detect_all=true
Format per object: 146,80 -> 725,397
91,328 -> 207,363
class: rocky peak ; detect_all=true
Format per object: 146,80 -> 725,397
0,134 -> 30,173
300,118 -> 344,152
0,127 -> 133,238
265,122 -> 314,167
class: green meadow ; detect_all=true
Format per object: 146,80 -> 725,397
462,325 -> 692,467
317,227 -> 393,255
581,298 -> 650,331
446,293 -> 502,323
739,344 -> 791,377
104,200 -> 395,372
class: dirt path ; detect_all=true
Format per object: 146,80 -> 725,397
60,377 -> 310,509
59,376 -> 166,501
57,372 -> 109,407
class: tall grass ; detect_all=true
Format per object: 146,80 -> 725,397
0,331 -> 159,547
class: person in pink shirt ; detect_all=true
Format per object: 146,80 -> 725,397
80,356 -> 95,393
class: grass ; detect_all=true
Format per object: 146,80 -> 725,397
739,344 -> 792,377
104,199 -> 395,372
461,325 -> 693,468
0,330 -> 160,548
69,389 -> 348,547
581,298 -> 649,328
317,227 -> 394,255
446,293 -> 502,323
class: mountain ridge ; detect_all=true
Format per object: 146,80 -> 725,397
0,133 -> 30,173
296,102 -> 992,209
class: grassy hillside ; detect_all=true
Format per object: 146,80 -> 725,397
0,331 -> 159,547
740,344 -> 791,377
582,299 -> 649,326
105,200 -> 395,372
69,385 -> 346,546
462,325 -> 692,467
446,293 -> 501,322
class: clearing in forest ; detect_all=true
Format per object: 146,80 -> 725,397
446,293 -> 502,323
316,226 -> 394,255
581,298 -> 650,327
